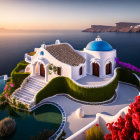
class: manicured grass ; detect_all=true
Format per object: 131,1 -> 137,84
36,71 -> 118,104
10,61 -> 30,94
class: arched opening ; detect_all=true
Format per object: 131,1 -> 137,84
79,66 -> 83,75
57,67 -> 61,75
106,62 -> 112,75
40,64 -> 45,77
92,62 -> 99,76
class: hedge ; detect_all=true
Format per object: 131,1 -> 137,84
36,71 -> 118,104
117,67 -> 140,88
10,61 -> 30,94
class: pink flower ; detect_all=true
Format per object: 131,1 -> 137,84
10,84 -> 14,87
5,93 -> 7,98
4,85 -> 8,90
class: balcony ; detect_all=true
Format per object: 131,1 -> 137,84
25,53 -> 32,63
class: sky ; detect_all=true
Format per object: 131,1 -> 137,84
0,0 -> 140,30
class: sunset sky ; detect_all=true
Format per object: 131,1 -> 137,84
0,0 -> 140,30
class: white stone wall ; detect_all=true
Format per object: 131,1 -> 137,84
71,63 -> 86,81
25,42 -> 117,81
84,48 -> 116,77
31,47 -> 72,81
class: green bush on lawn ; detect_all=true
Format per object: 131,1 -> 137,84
36,71 -> 118,104
10,61 -> 30,94
117,67 -> 140,87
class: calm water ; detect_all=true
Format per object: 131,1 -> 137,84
0,104 -> 62,140
0,31 -> 140,76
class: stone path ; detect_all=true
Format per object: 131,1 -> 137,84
44,82 -> 139,138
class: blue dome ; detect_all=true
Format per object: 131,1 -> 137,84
86,40 -> 113,51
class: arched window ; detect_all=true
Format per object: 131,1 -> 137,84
57,67 -> 61,75
79,67 -> 83,75
92,62 -> 99,76
106,62 -> 112,75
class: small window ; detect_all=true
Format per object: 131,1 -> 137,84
79,67 -> 83,75
57,67 -> 61,75
40,51 -> 44,56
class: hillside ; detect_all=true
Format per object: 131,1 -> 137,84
83,22 -> 140,33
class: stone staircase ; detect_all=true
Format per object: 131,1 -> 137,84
12,76 -> 46,106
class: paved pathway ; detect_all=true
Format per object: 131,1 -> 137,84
76,74 -> 112,85
44,82 -> 139,138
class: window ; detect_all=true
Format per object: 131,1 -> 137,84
106,62 -> 112,75
79,67 -> 83,75
57,67 -> 61,75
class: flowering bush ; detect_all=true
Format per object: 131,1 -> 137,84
86,124 -> 104,140
115,58 -> 140,74
3,82 -> 14,98
105,95 -> 140,140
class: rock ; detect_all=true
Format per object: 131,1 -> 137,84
0,117 -> 16,137
82,22 -> 140,33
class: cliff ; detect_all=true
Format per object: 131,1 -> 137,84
82,22 -> 140,33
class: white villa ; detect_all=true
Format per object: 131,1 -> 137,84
25,36 -> 116,83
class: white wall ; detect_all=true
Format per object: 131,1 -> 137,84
66,106 -> 129,140
31,47 -> 72,81
84,49 -> 116,77
71,63 -> 86,81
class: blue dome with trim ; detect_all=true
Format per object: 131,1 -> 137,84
86,36 -> 113,51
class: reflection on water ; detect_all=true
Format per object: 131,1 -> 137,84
0,31 -> 140,76
0,104 -> 62,140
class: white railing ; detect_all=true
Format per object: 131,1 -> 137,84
71,68 -> 118,88
25,53 -> 32,63
133,73 -> 140,82
66,106 -> 129,140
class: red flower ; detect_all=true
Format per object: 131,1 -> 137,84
135,96 -> 140,103
95,123 -> 99,126
104,133 -> 112,140
105,95 -> 140,140
134,131 -> 140,140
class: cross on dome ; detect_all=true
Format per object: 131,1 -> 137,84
95,35 -> 102,41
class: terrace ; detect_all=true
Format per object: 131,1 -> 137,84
76,74 -> 113,86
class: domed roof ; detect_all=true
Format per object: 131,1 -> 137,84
86,36 -> 113,51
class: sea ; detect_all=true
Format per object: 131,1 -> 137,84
0,30 -> 140,76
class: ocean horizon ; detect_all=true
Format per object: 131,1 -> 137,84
0,30 -> 140,76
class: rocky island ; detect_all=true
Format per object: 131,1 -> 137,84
83,22 -> 140,33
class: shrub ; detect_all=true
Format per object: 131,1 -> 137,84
115,58 -> 140,76
0,94 -> 5,102
10,61 -> 30,94
86,124 -> 104,140
105,95 -> 140,140
0,117 -> 16,137
36,72 -> 118,104
30,129 -> 54,140
117,67 -> 140,87
17,102 -> 28,110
